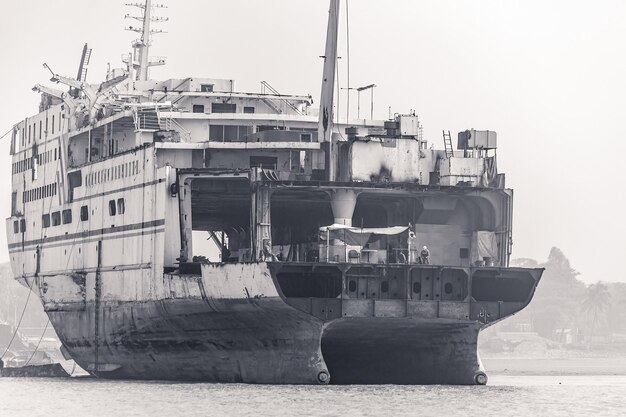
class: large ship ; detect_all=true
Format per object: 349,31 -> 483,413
5,0 -> 542,384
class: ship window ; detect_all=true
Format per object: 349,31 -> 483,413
243,106 -> 255,114
211,103 -> 236,113
80,205 -> 89,221
301,133 -> 312,142
20,219 -> 26,233
224,126 -> 238,141
238,126 -> 251,140
42,214 -> 50,228
52,115 -> 55,134
192,104 -> 205,113
258,125 -> 285,132
209,125 -> 224,141
209,124 -> 252,141
460,248 -> 469,259
51,211 -> 61,226
62,209 -> 72,224
117,198 -> 125,215
39,121 -> 42,139
108,200 -> 116,216
13,221 -> 19,234
200,84 -> 214,92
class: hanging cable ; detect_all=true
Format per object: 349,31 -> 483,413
0,126 -> 14,142
0,278 -> 36,361
345,0 -> 350,122
24,319 -> 49,366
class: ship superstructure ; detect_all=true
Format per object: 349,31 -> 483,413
5,0 -> 542,384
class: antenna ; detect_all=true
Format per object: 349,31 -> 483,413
125,0 -> 168,81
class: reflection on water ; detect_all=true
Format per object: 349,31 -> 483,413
1,375 -> 625,417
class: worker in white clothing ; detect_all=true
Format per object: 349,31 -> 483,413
420,246 -> 430,265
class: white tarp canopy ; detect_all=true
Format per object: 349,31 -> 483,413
320,224 -> 409,234
320,224 -> 409,246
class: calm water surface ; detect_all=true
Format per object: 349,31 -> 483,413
1,375 -> 624,417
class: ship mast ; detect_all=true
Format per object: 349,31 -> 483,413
125,0 -> 167,81
318,0 -> 340,181
137,0 -> 152,81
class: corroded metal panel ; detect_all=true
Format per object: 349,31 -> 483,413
201,263 -> 280,299
407,300 -> 438,318
341,299 -> 374,317
373,300 -> 406,317
439,301 -> 471,320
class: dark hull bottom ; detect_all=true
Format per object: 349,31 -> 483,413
48,299 -> 485,385
322,319 -> 483,385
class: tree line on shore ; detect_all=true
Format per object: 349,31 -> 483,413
505,247 -> 626,346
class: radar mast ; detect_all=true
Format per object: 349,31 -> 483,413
125,0 -> 168,81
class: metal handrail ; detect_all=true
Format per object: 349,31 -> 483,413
261,81 -> 303,115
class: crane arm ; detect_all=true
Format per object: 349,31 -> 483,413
44,63 -> 97,103
32,84 -> 79,111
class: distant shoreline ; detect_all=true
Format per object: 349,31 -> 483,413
483,357 -> 626,376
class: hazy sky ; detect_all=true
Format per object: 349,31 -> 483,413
0,0 -> 624,283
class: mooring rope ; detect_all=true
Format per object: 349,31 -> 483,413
24,319 -> 50,366
0,278 -> 35,361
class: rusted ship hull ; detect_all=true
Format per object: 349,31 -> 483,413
49,298 -> 328,384
41,262 -> 541,385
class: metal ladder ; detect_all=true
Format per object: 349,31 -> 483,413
77,44 -> 92,82
443,130 -> 454,158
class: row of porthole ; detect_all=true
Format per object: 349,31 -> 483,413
86,161 -> 140,187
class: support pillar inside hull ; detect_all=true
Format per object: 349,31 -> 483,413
321,318 -> 485,385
